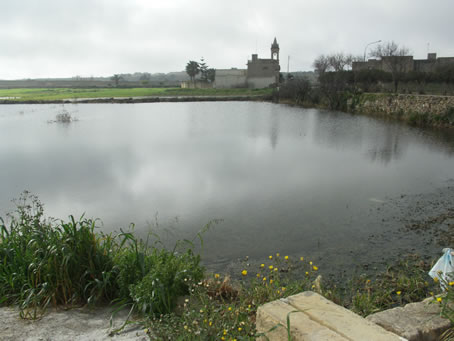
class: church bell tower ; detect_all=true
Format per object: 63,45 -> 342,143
271,37 -> 279,61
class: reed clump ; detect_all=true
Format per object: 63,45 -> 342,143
0,191 -> 204,319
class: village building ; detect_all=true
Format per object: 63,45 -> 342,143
352,53 -> 454,73
214,38 -> 281,89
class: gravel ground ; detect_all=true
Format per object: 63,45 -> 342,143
0,306 -> 147,341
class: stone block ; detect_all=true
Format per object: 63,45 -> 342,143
256,291 -> 405,341
366,297 -> 452,341
256,299 -> 347,341
287,292 -> 404,341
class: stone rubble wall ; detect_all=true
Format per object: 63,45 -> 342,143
352,93 -> 454,117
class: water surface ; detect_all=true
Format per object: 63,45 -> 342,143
1,102 -> 453,275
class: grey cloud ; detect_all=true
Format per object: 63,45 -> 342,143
0,0 -> 453,78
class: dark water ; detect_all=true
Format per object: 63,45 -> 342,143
1,102 -> 454,277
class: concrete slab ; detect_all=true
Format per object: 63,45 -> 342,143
256,300 -> 348,341
256,291 -> 406,341
366,297 -> 452,341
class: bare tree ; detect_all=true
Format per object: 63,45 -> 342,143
313,55 -> 330,76
370,41 -> 411,92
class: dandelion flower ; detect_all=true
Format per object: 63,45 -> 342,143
449,282 -> 454,286
228,307 -> 232,311
300,256 -> 304,261
257,273 -> 261,278
223,329 -> 228,335
396,291 -> 401,295
437,297 -> 442,302
263,277 -> 267,281
269,265 -> 274,270
209,321 -> 212,326
313,266 -> 318,271
238,327 -> 242,331
305,271 -> 309,276
276,253 -> 280,257
274,267 -> 278,272
214,274 -> 220,279
277,290 -> 280,294
269,255 -> 273,260
221,337 -> 225,341
241,270 -> 248,276
248,304 -> 251,308
310,261 -> 313,265
434,277 -> 439,283
260,264 -> 265,268
285,256 -> 289,260
282,287 -> 286,291
270,279 -> 274,284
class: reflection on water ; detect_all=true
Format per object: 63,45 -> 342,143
0,102 -> 454,272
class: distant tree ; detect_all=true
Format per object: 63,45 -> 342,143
140,73 -> 151,81
280,77 -> 311,104
186,61 -> 200,84
111,74 -> 122,87
199,57 -> 209,81
312,53 -> 357,109
206,68 -> 216,83
313,55 -> 330,76
370,41 -> 411,92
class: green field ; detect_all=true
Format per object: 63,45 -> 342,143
0,87 -> 272,102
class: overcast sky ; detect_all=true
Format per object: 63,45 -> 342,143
0,0 -> 453,79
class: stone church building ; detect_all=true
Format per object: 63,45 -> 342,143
215,38 -> 281,89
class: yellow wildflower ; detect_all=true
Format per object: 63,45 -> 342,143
269,265 -> 273,270
437,297 -> 442,302
274,267 -> 278,272
277,290 -> 280,294
223,329 -> 227,335
305,271 -> 309,276
313,266 -> 318,271
269,255 -> 272,260
214,273 -> 220,279
276,253 -> 280,257
221,337 -> 225,341
248,304 -> 251,308
263,277 -> 267,281
282,287 -> 286,291
309,261 -> 313,265
396,291 -> 401,295
257,273 -> 261,278
285,255 -> 289,260
434,277 -> 439,283
270,279 -> 274,284
241,270 -> 247,276
228,307 -> 232,311
300,256 -> 304,261
238,327 -> 242,331
449,282 -> 454,286
260,263 -> 265,268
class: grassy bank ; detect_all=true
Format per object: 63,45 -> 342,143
0,87 -> 272,102
0,193 -> 448,340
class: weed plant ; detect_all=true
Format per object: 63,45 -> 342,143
0,192 -> 204,320
144,254 -> 320,340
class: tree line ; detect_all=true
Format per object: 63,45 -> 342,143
185,57 -> 215,84
280,41 -> 454,110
